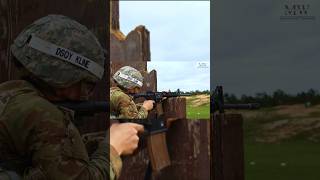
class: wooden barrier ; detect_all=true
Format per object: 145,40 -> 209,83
212,114 -> 245,180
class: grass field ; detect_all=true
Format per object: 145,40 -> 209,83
186,94 -> 210,119
245,141 -> 320,180
186,95 -> 320,179
241,105 -> 320,180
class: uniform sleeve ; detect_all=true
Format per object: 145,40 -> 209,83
109,144 -> 123,178
24,108 -> 122,180
94,141 -> 123,180
117,95 -> 148,119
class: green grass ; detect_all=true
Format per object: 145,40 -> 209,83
185,94 -> 210,119
243,105 -> 320,180
185,98 -> 320,179
186,102 -> 210,119
186,103 -> 210,119
245,141 -> 320,180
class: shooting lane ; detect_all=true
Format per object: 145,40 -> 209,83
110,1 -> 211,179
0,0 -> 109,146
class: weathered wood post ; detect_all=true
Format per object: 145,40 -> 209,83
212,114 -> 245,180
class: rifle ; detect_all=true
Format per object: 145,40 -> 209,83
210,86 -> 259,180
54,89 -> 191,133
54,100 -> 165,135
53,101 -> 155,130
130,90 -> 191,103
54,90 -> 190,179
211,86 -> 260,113
130,90 -> 191,133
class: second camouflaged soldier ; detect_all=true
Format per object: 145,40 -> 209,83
110,66 -> 154,119
0,15 -> 143,180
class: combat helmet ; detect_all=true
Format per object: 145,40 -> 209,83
10,15 -> 105,88
113,66 -> 143,89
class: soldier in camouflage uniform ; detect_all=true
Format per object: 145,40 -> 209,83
0,15 -> 143,180
110,66 -> 154,119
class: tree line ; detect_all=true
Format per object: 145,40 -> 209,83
182,89 -> 320,107
223,89 -> 320,107
182,90 -> 210,95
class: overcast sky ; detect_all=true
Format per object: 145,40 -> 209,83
213,0 -> 320,96
120,1 -> 210,92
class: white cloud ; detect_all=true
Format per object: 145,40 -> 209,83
120,1 -> 210,91
148,61 -> 210,91
120,1 -> 210,61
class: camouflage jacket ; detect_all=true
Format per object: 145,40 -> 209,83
0,80 -> 122,180
110,87 -> 148,119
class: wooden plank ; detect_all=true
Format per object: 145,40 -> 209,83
0,0 -> 15,82
110,25 -> 150,62
156,119 -> 211,180
110,0 -> 120,31
118,146 -> 149,180
119,119 -> 211,180
213,114 -> 245,180
163,97 -> 187,120
147,133 -> 171,171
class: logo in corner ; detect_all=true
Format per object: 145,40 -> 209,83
280,3 -> 315,21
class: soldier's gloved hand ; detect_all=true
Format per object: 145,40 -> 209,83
142,100 -> 155,111
109,123 -> 144,155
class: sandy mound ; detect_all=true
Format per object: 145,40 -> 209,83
188,94 -> 210,107
247,104 -> 320,143
275,104 -> 320,118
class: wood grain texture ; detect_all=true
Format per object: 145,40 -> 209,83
212,114 -> 245,180
110,25 -> 150,62
155,119 -> 211,180
147,133 -> 171,171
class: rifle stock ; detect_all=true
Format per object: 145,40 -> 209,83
147,133 -> 170,171
146,102 -> 171,171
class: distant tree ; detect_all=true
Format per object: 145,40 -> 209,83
272,89 -> 289,106
255,92 -> 272,106
240,95 -> 255,104
224,93 -> 239,104
231,89 -> 320,107
202,90 -> 210,94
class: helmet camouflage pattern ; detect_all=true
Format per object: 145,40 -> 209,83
113,66 -> 143,89
10,14 -> 105,88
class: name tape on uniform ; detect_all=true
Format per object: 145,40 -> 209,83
118,72 -> 143,87
27,35 -> 104,79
